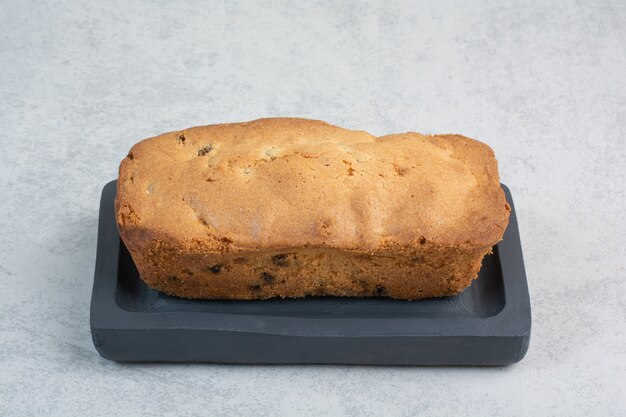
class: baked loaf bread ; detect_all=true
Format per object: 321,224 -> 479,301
116,118 -> 510,300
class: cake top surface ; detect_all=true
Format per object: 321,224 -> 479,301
116,118 -> 510,251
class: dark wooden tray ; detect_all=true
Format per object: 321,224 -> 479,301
90,181 -> 530,365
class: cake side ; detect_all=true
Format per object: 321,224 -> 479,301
115,118 -> 509,299
126,237 -> 492,300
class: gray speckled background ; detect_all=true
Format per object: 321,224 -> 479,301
1,0 -> 625,415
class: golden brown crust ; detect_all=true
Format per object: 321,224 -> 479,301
116,118 -> 510,299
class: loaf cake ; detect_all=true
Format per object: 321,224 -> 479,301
116,118 -> 510,300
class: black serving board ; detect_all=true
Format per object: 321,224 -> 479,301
90,181 -> 530,365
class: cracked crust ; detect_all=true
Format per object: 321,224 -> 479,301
116,118 -> 510,299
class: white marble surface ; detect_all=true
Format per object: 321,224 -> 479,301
1,0 -> 625,415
